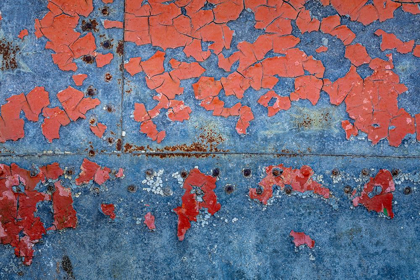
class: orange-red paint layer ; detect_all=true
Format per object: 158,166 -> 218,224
174,168 -> 221,241
249,164 -> 330,205
352,169 -> 395,218
290,230 -> 315,248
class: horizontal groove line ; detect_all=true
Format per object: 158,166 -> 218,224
0,151 -> 418,159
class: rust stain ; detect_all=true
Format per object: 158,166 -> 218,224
0,38 -> 19,70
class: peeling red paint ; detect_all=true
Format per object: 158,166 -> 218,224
352,169 -> 395,218
0,163 -> 77,265
95,53 -> 114,68
345,44 -> 371,67
375,29 -> 415,54
103,20 -> 123,29
57,86 -> 100,122
174,168 -> 221,241
144,212 -> 156,230
18,29 -> 28,40
48,181 -> 77,230
0,87 -> 50,142
290,230 -> 315,248
316,46 -> 328,53
72,74 -> 88,86
90,122 -> 107,138
249,164 -> 330,205
115,168 -> 124,178
101,203 -> 116,219
75,158 -> 111,186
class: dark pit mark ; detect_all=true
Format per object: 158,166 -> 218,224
88,150 -> 95,157
86,86 -> 97,97
105,104 -> 115,113
101,7 -> 109,16
30,169 -> 38,177
361,169 -> 369,176
212,168 -> 220,177
284,186 -> 292,195
127,185 -> 137,193
404,186 -> 412,195
47,183 -> 55,193
107,137 -> 115,144
89,117 -> 97,125
92,187 -> 100,194
224,184 -> 235,194
391,169 -> 400,177
105,73 -> 112,82
102,40 -> 112,49
243,168 -> 252,177
331,169 -> 340,176
344,185 -> 352,194
272,168 -> 283,177
146,169 -> 154,176
81,19 -> 98,32
82,55 -> 95,64
180,170 -> 188,178
255,186 -> 263,195
66,168 -> 74,176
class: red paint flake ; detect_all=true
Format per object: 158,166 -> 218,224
18,29 -> 28,40
0,163 -> 78,265
341,120 -> 358,139
320,15 -> 355,45
144,212 -> 156,230
345,44 -> 371,66
125,57 -> 142,76
258,91 -> 291,117
296,9 -> 320,33
48,181 -> 77,230
115,168 -> 124,178
57,86 -> 100,121
103,20 -> 123,29
41,107 -> 71,142
249,164 -> 330,205
412,45 -> 420,57
352,169 -> 395,218
0,87 -> 50,142
326,0 -> 401,25
101,203 -> 116,219
34,0 -> 104,71
375,29 -> 415,54
95,53 -> 114,68
290,230 -> 315,248
174,168 -> 221,241
102,0 -> 113,3
75,158 -> 111,186
402,3 -> 420,15
324,54 -> 413,147
39,162 -> 64,180
72,74 -> 88,86
316,46 -> 328,53
90,122 -> 107,138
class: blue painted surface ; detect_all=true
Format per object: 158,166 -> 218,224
0,0 -> 419,279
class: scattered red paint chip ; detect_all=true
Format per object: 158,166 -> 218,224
290,230 -> 315,249
144,212 -> 156,230
352,169 -> 395,218
101,204 -> 116,219
18,29 -> 28,39
72,74 -> 88,86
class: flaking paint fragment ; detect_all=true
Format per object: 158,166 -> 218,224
290,230 -> 315,249
352,169 -> 395,218
101,203 -> 116,219
174,168 -> 221,241
249,164 -> 330,205
144,212 -> 156,230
